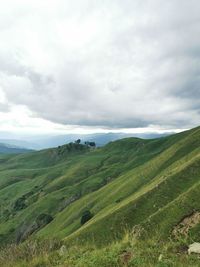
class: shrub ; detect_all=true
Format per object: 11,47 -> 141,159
36,214 -> 53,227
13,197 -> 27,211
81,210 -> 93,225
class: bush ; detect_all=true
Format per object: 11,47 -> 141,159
36,214 -> 53,227
81,210 -> 93,225
13,197 -> 27,211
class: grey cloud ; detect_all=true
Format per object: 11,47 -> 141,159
0,0 -> 200,129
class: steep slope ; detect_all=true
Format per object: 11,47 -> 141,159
0,127 -> 199,246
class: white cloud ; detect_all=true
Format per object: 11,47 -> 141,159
0,0 -> 199,133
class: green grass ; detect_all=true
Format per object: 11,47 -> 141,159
0,127 -> 200,265
1,232 -> 200,267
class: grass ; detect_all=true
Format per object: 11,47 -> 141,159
1,232 -> 200,267
0,127 -> 200,265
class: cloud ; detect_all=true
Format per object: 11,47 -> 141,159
0,0 -> 200,130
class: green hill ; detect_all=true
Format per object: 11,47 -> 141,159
0,127 -> 200,266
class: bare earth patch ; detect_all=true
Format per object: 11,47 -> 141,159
173,211 -> 200,237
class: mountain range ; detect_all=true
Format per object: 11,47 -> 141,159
0,132 -> 173,150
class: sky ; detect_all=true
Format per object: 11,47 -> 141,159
0,0 -> 199,135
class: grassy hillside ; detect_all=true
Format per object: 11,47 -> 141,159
0,127 -> 200,266
1,233 -> 200,267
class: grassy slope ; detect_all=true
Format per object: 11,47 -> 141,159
1,234 -> 200,267
0,127 -> 200,248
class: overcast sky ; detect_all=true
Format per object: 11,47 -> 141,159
0,0 -> 199,134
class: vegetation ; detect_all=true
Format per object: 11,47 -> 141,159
0,126 -> 200,265
1,232 -> 200,267
84,141 -> 96,147
81,210 -> 93,225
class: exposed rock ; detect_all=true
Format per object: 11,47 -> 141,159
188,243 -> 200,255
131,225 -> 144,238
16,213 -> 53,243
120,250 -> 133,265
59,194 -> 80,212
59,245 -> 67,256
158,254 -> 163,262
172,211 -> 200,237
16,223 -> 38,243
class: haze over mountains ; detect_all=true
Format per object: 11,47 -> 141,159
0,143 -> 32,154
0,131 -> 174,150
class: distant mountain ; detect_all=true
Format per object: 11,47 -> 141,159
0,143 -> 33,154
77,132 -> 173,147
0,139 -> 38,150
0,132 -> 174,150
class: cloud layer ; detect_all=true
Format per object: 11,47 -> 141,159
0,0 -> 200,130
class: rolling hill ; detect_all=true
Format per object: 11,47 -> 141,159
0,126 -> 200,266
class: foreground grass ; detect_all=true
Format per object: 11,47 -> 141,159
1,234 -> 200,267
